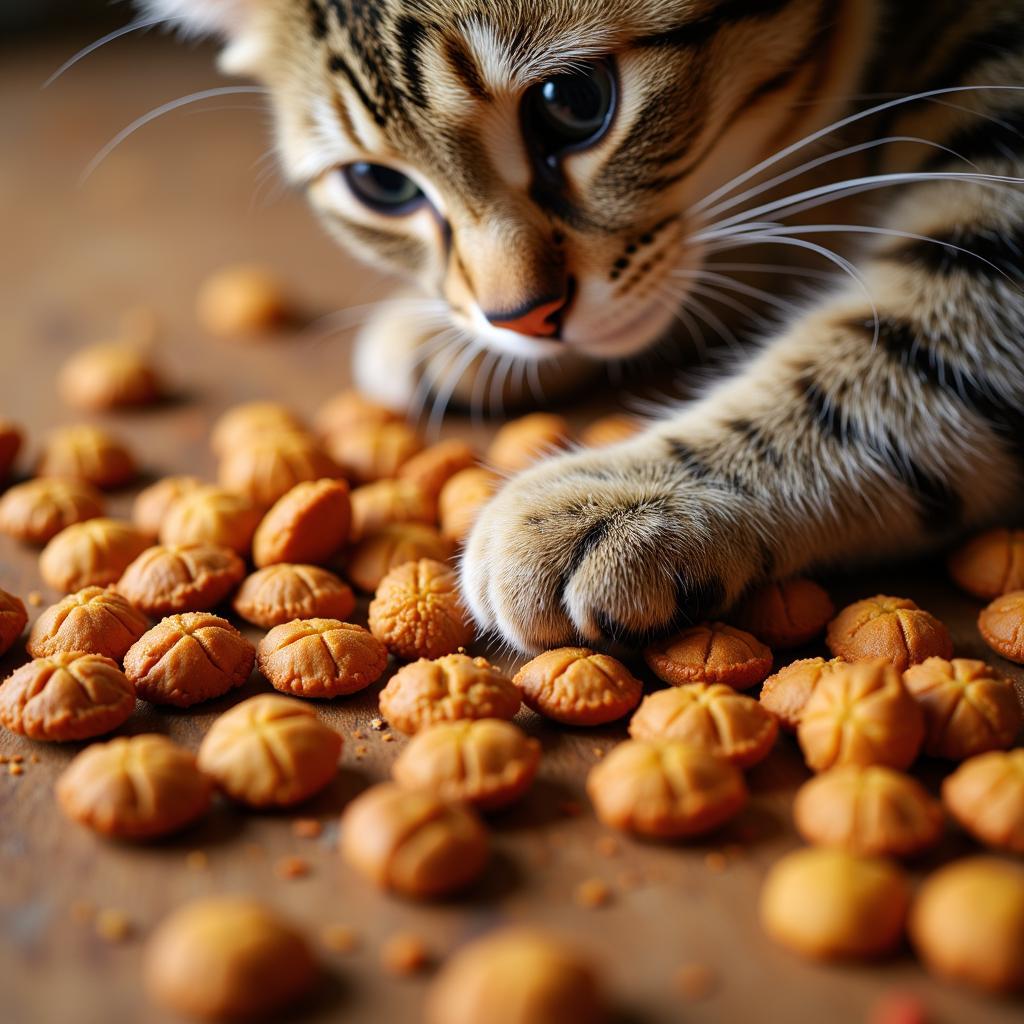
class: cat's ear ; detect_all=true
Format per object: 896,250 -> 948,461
141,1 -> 267,75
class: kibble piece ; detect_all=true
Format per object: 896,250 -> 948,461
798,660 -> 924,772
911,857 -> 1024,993
942,749 -> 1024,854
978,590 -> 1024,663
379,653 -> 521,735
211,401 -> 303,456
397,439 -> 477,499
580,414 -> 641,448
628,684 -> 778,767
219,431 -> 341,508
0,652 -> 135,742
233,564 -> 355,628
57,734 -> 212,838
350,479 -> 436,541
826,595 -> 952,671
257,618 -> 387,698
513,647 -> 642,726
730,578 -> 835,649
392,719 -> 541,810
40,518 -> 150,593
425,928 -> 605,1024
325,420 -> 423,484
132,476 -> 203,539
903,657 -> 1022,760
487,413 -> 570,472
159,484 -> 261,556
124,613 -> 254,707
340,783 -> 488,898
198,694 -> 342,807
381,932 -> 430,975
28,587 -> 149,661
759,657 -> 847,731
0,589 -> 27,657
58,343 -> 161,411
196,263 -> 290,337
948,527 -> 1024,600
760,848 -> 910,961
117,543 -> 245,616
315,389 -> 401,437
36,425 -> 136,489
794,766 -> 943,858
0,478 -> 104,544
252,478 -> 351,568
586,739 -> 747,839
347,522 -> 453,593
644,622 -> 773,689
0,418 -> 22,480
438,466 -> 499,544
144,898 -> 317,1020
368,558 -> 473,661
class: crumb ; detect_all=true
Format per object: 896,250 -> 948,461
352,729 -> 365,740
355,744 -> 368,757
29,754 -> 40,764
592,747 -> 605,757
9,763 -> 23,776
558,800 -> 582,817
380,932 -> 430,975
595,836 -> 620,858
11,754 -> 24,763
0,755 -> 6,764
370,717 -> 386,731
70,900 -> 96,925
28,591 -> 44,607
292,817 -> 323,840
704,852 -> 728,874
185,850 -> 209,872
381,732 -> 395,743
275,855 -> 311,880
574,878 -> 612,909
321,924 -> 359,953
95,909 -> 132,943
674,962 -> 717,1002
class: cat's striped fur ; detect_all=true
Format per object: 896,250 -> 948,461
150,0 -> 1024,652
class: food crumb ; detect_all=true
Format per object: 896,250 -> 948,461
9,763 -> 23,776
275,855 -> 311,880
370,718 -> 386,731
380,932 -> 430,975
592,747 -> 605,757
321,924 -> 359,953
355,744 -> 368,757
11,754 -> 24,763
352,729 -> 365,740
674,962 -> 717,1002
70,900 -> 96,925
292,818 -> 323,840
29,754 -> 40,764
28,591 -> 44,607
574,878 -> 612,909
704,852 -> 728,874
381,732 -> 395,743
95,909 -> 132,943
185,850 -> 209,872
0,755 -> 6,764
595,836 -> 620,858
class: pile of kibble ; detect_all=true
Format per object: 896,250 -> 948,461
0,271 -> 1022,1022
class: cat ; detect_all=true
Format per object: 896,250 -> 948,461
145,0 -> 1024,653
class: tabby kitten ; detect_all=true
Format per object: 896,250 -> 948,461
148,0 -> 1024,653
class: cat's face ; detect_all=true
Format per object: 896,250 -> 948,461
152,0 -> 858,362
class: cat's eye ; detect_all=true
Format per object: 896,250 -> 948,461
524,59 -> 617,161
343,162 -> 425,214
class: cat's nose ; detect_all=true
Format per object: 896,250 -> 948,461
486,290 -> 569,339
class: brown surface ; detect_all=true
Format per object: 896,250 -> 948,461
2,31 -> 1023,1024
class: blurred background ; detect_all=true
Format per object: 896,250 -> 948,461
1,1 -> 121,33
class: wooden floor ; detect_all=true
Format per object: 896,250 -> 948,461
1,30 -> 1021,1024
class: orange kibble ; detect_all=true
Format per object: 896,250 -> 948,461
644,622 -> 772,689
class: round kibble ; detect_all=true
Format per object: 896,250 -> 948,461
257,618 -> 387,698
379,653 -> 521,735
438,466 -> 499,544
513,647 -> 642,726
28,587 -> 149,661
40,518 -> 149,593
314,389 -> 401,437
0,418 -> 22,479
325,420 -> 422,484
36,424 -> 136,489
347,522 -> 453,593
252,478 -> 351,568
0,477 -> 105,544
198,694 -> 342,808
586,738 -> 747,839
580,414 -> 641,448
730,578 -> 835,649
58,342 -> 162,411
942,749 -> 1024,854
628,684 -> 778,767
117,543 -> 245,616
57,734 -> 212,839
487,413 -> 570,472
160,484 -> 261,556
397,439 -> 477,499
759,657 -> 847,731
978,590 -> 1024,664
233,564 -> 355,628
219,431 -> 341,508
124,613 -> 254,707
132,476 -> 203,540
211,401 -> 303,456
948,528 -> 1024,600
349,479 -> 435,541
644,622 -> 772,689
0,589 -> 27,657
196,263 -> 290,338
340,783 -> 489,898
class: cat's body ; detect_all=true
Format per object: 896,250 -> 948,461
149,0 -> 1024,652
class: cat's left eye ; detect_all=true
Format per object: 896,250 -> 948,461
342,162 -> 425,214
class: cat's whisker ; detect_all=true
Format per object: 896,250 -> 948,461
489,353 -> 516,420
44,15 -> 167,88
470,350 -> 501,427
407,328 -> 466,429
679,281 -> 764,327
679,294 -> 743,352
674,269 -> 799,315
427,336 -> 484,438
701,261 -> 839,282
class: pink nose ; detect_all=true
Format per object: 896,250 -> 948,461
488,294 -> 568,338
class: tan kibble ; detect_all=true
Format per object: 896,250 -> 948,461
340,783 -> 488,898
219,431 -> 341,508
95,908 -> 133,944
580,414 -> 641,448
314,389 -> 401,438
826,595 -> 952,671
211,401 -> 303,456
487,412 -> 570,472
252,478 -> 351,568
233,564 -> 355,628
910,857 -> 1024,993
58,343 -> 161,411
160,484 -> 261,556
438,466 -> 499,544
759,657 -> 847,731
28,587 -> 149,661
198,694 -> 341,807
628,684 -> 778,768
760,848 -> 910,961
36,425 -> 136,489
39,518 -> 149,593
117,543 -> 245,616
144,898 -> 317,1020
574,878 -> 612,909
949,527 -> 1024,600
397,438 -> 477,499
196,263 -> 290,337
392,719 -> 541,810
978,589 -> 1024,664
379,653 -> 521,735
0,589 -> 27,657
730,578 -> 835,649
257,618 -> 387,698
368,558 -> 473,661
942,749 -> 1024,854
514,647 -> 643,726
325,420 -> 423,484
380,932 -> 430,975
131,476 -> 202,539
57,734 -> 212,839
347,522 -> 453,593
124,613 -> 254,707
0,478 -> 104,544
903,657 -> 1022,760
349,479 -> 436,541
794,766 -> 943,857
644,622 -> 773,689
0,653 -> 135,742
586,739 -> 747,839
425,928 -> 605,1024
0,418 -> 22,480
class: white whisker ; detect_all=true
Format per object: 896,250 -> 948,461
45,16 -> 166,88
428,338 -> 482,437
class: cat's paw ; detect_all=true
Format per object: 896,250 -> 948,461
460,442 -> 768,653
